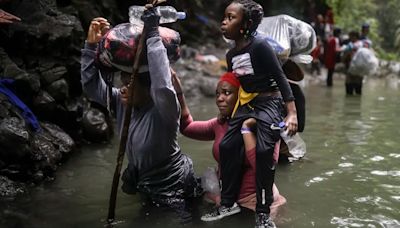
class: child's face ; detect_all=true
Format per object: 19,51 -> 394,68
221,3 -> 244,40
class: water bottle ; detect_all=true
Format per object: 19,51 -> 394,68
129,5 -> 186,25
275,122 -> 307,161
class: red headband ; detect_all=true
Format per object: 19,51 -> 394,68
219,72 -> 240,88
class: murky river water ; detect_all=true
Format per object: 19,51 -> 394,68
1,77 -> 400,228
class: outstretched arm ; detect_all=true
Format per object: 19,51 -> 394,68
142,5 -> 180,124
171,69 -> 216,140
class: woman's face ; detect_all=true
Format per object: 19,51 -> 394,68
215,81 -> 238,117
221,3 -> 244,40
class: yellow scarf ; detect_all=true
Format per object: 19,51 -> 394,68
232,86 -> 258,117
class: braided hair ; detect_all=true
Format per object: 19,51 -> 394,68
232,0 -> 264,38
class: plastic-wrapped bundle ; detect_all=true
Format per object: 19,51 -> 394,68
201,167 -> 220,194
96,23 -> 181,73
257,14 -> 316,63
348,47 -> 379,76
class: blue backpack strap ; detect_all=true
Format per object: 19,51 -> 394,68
0,79 -> 42,132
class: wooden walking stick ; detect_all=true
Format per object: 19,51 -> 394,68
106,0 -> 166,225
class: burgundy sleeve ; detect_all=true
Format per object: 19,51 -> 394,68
180,115 -> 218,141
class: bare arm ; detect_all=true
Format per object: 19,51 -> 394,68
284,101 -> 298,136
0,9 -> 21,24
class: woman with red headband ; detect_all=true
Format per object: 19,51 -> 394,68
173,71 -> 286,215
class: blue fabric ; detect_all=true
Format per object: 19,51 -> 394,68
0,79 -> 42,132
264,36 -> 285,54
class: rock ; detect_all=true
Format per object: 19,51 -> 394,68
32,90 -> 57,121
46,78 -> 69,102
40,66 -> 68,86
31,132 -> 61,174
0,176 -> 26,197
81,107 -> 112,143
41,122 -> 75,155
0,47 -> 41,95
199,77 -> 219,97
0,117 -> 31,162
8,0 -> 83,57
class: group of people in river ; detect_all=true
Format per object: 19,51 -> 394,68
81,1 -> 307,227
310,9 -> 374,95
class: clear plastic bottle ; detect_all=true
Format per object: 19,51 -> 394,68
129,5 -> 186,25
277,122 -> 306,161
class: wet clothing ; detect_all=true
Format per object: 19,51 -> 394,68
345,73 -> 363,95
221,36 -> 292,214
180,113 -> 284,211
81,38 -> 200,203
220,96 -> 285,214
342,40 -> 364,95
325,36 -> 339,86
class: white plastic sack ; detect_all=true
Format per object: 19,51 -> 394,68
257,14 -> 316,63
348,47 -> 379,76
201,167 -> 220,194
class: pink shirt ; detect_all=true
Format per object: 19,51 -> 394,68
180,114 -> 280,200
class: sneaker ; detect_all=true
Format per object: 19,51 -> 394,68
255,213 -> 276,228
200,202 -> 241,221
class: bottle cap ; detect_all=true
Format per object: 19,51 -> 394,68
278,121 -> 285,128
176,12 -> 186,20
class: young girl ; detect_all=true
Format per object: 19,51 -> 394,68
201,1 -> 298,227
173,72 -> 286,213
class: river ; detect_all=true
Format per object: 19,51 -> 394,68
1,77 -> 400,228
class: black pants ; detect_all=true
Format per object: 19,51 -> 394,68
345,83 -> 362,95
289,83 -> 305,132
345,73 -> 363,95
327,68 -> 334,86
219,96 -> 283,214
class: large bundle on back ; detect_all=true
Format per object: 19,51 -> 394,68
257,14 -> 316,64
348,47 -> 379,76
96,23 -> 181,73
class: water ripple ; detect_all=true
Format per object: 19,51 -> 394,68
391,196 -> 400,201
331,215 -> 400,228
339,163 -> 354,168
371,170 -> 400,177
389,153 -> 400,158
305,176 -> 327,186
324,171 -> 335,176
353,196 -> 390,209
370,156 -> 385,162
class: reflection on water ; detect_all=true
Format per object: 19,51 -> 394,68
1,78 -> 400,228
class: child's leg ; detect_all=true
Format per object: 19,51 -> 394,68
201,118 -> 245,222
253,98 -> 282,215
255,123 -> 277,215
219,116 -> 246,207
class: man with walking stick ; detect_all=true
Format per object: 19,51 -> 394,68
80,4 -> 202,224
